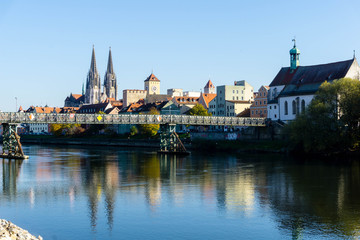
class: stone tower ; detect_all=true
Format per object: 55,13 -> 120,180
144,73 -> 160,95
85,46 -> 101,104
204,79 -> 215,94
290,39 -> 300,70
103,47 -> 117,100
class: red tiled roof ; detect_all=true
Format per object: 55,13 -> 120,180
201,93 -> 216,107
71,94 -> 83,100
173,96 -> 200,105
144,73 -> 160,82
204,79 -> 215,89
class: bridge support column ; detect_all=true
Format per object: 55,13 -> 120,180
1,123 -> 28,159
159,124 -> 187,154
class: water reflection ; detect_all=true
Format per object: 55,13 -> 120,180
2,159 -> 23,198
1,146 -> 360,239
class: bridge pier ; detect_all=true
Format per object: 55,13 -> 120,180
0,123 -> 28,159
159,124 -> 188,154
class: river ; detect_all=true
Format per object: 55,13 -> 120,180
0,145 -> 360,239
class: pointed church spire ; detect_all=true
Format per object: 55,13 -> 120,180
107,47 -> 114,74
90,45 -> 97,73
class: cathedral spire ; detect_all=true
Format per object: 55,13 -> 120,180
107,47 -> 114,74
90,45 -> 98,74
104,47 -> 117,100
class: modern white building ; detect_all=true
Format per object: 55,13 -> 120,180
268,40 -> 360,122
213,80 -> 254,116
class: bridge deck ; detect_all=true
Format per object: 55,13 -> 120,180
0,112 -> 266,126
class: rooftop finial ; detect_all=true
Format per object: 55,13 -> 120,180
292,38 -> 296,48
354,50 -> 356,59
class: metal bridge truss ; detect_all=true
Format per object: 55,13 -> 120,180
0,112 -> 266,126
0,112 -> 266,158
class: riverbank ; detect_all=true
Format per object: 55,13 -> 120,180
18,135 -> 286,153
0,219 -> 42,240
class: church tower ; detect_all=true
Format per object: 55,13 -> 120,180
85,46 -> 101,104
290,39 -> 300,70
103,47 -> 117,100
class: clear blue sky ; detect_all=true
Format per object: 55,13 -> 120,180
1,0 -> 360,111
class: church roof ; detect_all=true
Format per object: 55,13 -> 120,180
270,59 -> 355,87
144,73 -> 160,82
204,79 -> 215,89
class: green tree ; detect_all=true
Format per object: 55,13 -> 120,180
287,78 -> 360,153
187,104 -> 212,116
50,124 -> 84,136
139,107 -> 160,137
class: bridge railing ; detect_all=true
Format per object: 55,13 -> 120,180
0,112 -> 266,126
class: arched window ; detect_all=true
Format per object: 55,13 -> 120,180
292,100 -> 296,115
301,99 -> 305,113
284,101 -> 288,115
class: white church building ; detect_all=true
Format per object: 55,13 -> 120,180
267,40 -> 360,122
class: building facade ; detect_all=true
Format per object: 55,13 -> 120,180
250,86 -> 269,118
213,80 -> 254,116
123,90 -> 147,108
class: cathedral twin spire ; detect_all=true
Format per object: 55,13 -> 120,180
85,46 -> 117,104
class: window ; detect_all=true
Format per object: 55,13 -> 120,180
264,100 -> 266,104
284,101 -> 288,115
256,110 -> 258,114
233,96 -> 235,100
252,111 -> 254,114
236,96 -> 239,100
237,90 -> 239,94
233,90 -> 235,93
270,106 -> 272,110
259,101 -> 262,105
301,99 -> 305,113
256,101 -> 258,105
292,100 -> 296,115
274,106 -> 277,109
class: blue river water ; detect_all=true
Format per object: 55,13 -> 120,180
0,144 -> 360,239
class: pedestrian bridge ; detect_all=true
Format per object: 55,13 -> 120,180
0,112 -> 266,159
0,112 -> 266,126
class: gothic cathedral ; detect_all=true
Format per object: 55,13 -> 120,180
85,46 -> 117,104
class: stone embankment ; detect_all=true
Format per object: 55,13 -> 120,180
0,219 -> 42,240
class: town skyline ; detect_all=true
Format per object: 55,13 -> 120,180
1,0 -> 360,112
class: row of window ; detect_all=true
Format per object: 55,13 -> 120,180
284,99 -> 305,115
251,110 -> 267,115
232,90 -> 244,94
232,96 -> 244,100
255,100 -> 267,105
